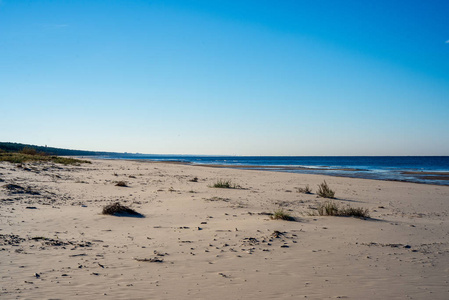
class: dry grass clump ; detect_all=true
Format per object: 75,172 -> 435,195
297,184 -> 312,194
271,209 -> 295,221
115,181 -> 128,187
317,181 -> 335,198
339,206 -> 370,218
314,200 -> 370,218
102,202 -> 144,217
316,200 -> 339,216
210,179 -> 240,189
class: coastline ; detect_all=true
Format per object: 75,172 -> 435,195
97,156 -> 449,186
1,158 -> 449,299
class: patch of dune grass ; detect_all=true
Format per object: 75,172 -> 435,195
209,179 -> 240,189
51,156 -> 91,165
271,209 -> 295,221
0,152 -> 90,165
338,206 -> 370,218
313,200 -> 370,218
317,181 -> 335,198
316,200 -> 339,216
297,184 -> 312,194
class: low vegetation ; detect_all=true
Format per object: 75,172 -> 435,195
21,147 -> 44,156
317,181 -> 335,198
338,206 -> 370,218
314,200 -> 370,218
51,156 -> 91,165
0,150 -> 91,165
297,184 -> 312,194
316,200 -> 339,216
209,179 -> 240,189
102,202 -> 144,217
271,209 -> 295,221
0,141 -> 109,156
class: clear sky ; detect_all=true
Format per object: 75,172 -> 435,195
1,0 -> 448,155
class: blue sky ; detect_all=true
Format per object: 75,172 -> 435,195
1,0 -> 448,155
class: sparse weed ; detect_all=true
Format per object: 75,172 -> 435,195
209,179 -> 240,189
316,200 -> 339,216
317,181 -> 335,198
271,209 -> 295,221
297,185 -> 312,194
339,206 -> 370,218
313,200 -> 370,218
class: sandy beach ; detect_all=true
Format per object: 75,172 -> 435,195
1,158 -> 449,299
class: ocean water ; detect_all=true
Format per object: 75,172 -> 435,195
96,154 -> 449,186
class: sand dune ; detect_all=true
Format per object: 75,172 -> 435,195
1,159 -> 449,299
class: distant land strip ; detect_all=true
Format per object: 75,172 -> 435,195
0,142 -> 114,156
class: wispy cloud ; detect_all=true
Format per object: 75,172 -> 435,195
446,40 -> 449,44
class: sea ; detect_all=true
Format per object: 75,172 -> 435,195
95,154 -> 449,186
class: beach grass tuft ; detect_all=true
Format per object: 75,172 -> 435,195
314,200 -> 370,218
209,179 -> 240,189
338,206 -> 370,218
317,181 -> 335,198
297,184 -> 312,194
102,202 -> 144,217
316,200 -> 339,216
271,209 -> 295,221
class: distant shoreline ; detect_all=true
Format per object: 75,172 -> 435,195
84,156 -> 449,186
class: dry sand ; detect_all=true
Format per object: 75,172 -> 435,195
1,158 -> 449,299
